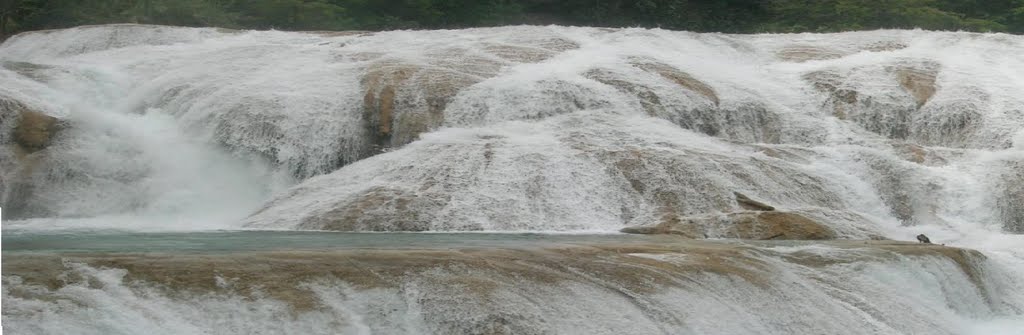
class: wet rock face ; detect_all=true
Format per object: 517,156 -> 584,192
622,211 -> 837,240
1,61 -> 55,82
1,98 -> 67,218
803,61 -> 973,147
620,192 -> 851,240
13,109 -> 62,152
361,60 -> 487,151
360,37 -> 581,155
298,186 -> 451,231
731,211 -> 837,240
894,65 -> 937,108
245,113 -> 857,232
998,161 -> 1024,233
776,41 -> 908,63
585,61 -> 780,144
777,45 -> 846,63
2,98 -> 64,153
631,59 -> 719,106
2,239 -> 989,334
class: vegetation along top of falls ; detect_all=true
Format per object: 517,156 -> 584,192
4,0 -> 1024,39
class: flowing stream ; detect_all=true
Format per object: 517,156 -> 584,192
1,24 -> 1022,334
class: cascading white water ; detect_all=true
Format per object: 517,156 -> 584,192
1,24 -> 1023,334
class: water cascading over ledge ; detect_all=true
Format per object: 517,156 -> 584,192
2,24 -> 1024,335
0,24 -> 1021,233
1,239 -> 1016,335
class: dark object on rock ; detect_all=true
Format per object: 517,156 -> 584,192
916,234 -> 931,244
734,192 -> 776,211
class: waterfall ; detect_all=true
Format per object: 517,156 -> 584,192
1,24 -> 1022,334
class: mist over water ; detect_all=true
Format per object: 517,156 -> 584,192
1,24 -> 1023,334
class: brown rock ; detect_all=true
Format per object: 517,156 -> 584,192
363,63 -> 416,137
298,186 -> 451,231
805,61 -> 938,116
1,98 -> 64,219
584,69 -> 662,117
13,110 -> 61,152
803,70 -> 858,119
361,54 -> 501,150
777,45 -> 845,63
734,211 -> 836,240
804,61 -> 941,144
483,44 -> 558,63
621,211 -> 836,240
631,60 -> 719,106
2,98 -> 64,154
894,65 -> 938,107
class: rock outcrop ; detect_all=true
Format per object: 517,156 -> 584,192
0,97 -> 66,218
621,211 -> 837,240
360,38 -> 580,152
12,109 -> 62,152
777,45 -> 846,63
584,60 -> 779,144
777,40 -> 908,63
620,191 -> 849,240
2,239 -> 990,334
361,59 -> 491,151
631,59 -> 719,106
804,61 -> 959,146
2,98 -> 64,153
244,113 -> 850,232
894,64 -> 937,108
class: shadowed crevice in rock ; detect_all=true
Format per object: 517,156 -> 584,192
734,192 -> 776,211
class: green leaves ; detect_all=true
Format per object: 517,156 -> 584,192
3,0 -> 1023,38
765,0 -> 1013,33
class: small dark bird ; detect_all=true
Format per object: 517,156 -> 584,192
916,234 -> 931,244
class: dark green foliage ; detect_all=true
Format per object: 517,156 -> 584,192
2,0 -> 1023,39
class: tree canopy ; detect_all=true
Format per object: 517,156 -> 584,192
3,0 -> 1024,38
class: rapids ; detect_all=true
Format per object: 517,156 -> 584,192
1,24 -> 1022,334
